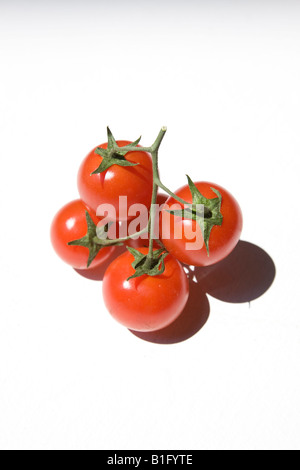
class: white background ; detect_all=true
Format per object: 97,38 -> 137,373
0,0 -> 300,451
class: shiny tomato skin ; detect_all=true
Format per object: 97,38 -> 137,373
77,141 -> 153,221
51,199 -> 115,270
160,182 -> 243,267
102,248 -> 189,332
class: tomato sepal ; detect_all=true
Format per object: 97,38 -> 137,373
126,246 -> 169,280
166,175 -> 223,255
68,211 -> 110,268
91,127 -> 141,175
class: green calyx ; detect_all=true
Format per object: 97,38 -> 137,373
68,211 -> 112,268
91,127 -> 141,174
166,175 -> 223,255
126,247 -> 169,281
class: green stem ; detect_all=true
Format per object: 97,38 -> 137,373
118,129 -> 190,207
154,177 -> 188,205
93,225 -> 148,246
145,128 -> 167,262
150,127 -> 168,153
147,152 -> 159,261
113,128 -> 167,157
154,176 -> 212,218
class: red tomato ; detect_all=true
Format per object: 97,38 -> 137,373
77,141 -> 153,221
50,199 -> 115,269
160,182 -> 243,266
102,247 -> 189,332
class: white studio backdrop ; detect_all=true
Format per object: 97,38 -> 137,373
0,0 -> 300,450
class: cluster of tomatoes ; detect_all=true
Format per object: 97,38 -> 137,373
51,129 -> 243,333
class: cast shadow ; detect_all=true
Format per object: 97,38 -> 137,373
130,280 -> 210,344
74,238 -> 276,344
74,246 -> 126,281
130,240 -> 276,344
194,240 -> 276,303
